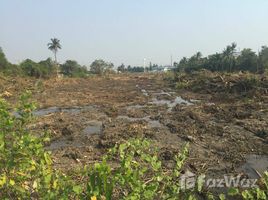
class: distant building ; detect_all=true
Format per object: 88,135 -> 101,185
163,65 -> 176,72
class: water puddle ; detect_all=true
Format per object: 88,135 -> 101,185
141,89 -> 149,96
136,85 -> 149,96
239,154 -> 268,179
147,118 -> 162,128
46,139 -> 83,151
13,105 -> 97,117
46,120 -> 103,151
189,99 -> 201,103
117,115 -> 162,128
83,120 -> 103,136
154,90 -> 174,97
33,106 -> 82,116
150,96 -> 193,111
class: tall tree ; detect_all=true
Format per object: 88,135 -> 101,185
60,60 -> 88,77
47,38 -> 61,64
117,63 -> 126,73
259,46 -> 268,72
90,59 -> 114,75
176,57 -> 188,72
237,48 -> 258,72
222,42 -> 237,72
0,47 -> 9,70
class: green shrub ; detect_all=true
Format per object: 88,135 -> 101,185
60,60 -> 89,78
20,58 -> 56,78
0,92 -> 73,199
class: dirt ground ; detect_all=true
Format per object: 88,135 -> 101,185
1,72 -> 268,180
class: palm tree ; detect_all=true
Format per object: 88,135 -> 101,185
222,42 -> 237,72
195,52 -> 202,60
47,38 -> 61,64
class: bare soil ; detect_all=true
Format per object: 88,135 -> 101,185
1,72 -> 268,180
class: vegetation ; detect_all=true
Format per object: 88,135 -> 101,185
117,64 -> 160,73
90,59 -> 114,75
126,66 -> 145,73
47,38 -> 62,64
20,58 -> 56,78
259,46 -> 268,71
0,47 -> 22,76
0,47 -> 9,71
0,93 -> 268,199
175,43 -> 268,73
60,60 -> 88,77
0,45 -> 89,78
0,92 -> 73,199
1,42 -> 268,78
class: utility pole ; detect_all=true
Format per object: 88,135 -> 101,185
143,58 -> 146,72
257,48 -> 260,73
171,55 -> 173,67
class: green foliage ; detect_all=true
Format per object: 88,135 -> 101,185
66,139 -> 191,199
47,38 -> 61,63
20,58 -> 56,78
86,160 -> 114,199
163,71 -> 176,82
184,52 -> 204,73
259,46 -> 268,71
109,139 -> 163,199
60,60 -> 89,77
176,43 -> 266,73
117,63 -> 126,73
0,47 -> 9,70
0,47 -> 22,76
237,48 -> 258,72
175,81 -> 190,89
126,66 -> 145,73
0,92 -> 73,199
90,59 -> 114,75
104,139 -> 191,199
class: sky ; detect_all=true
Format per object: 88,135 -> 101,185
1,0 -> 268,67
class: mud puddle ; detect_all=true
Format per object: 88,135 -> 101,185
153,90 -> 175,97
33,106 -> 81,116
14,105 -> 97,117
47,120 -> 103,151
150,96 -> 193,111
239,154 -> 268,179
83,120 -> 103,136
46,138 -> 84,151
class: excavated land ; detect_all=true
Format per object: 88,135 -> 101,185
1,72 -> 268,181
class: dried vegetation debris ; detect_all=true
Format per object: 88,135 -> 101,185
1,72 -> 268,178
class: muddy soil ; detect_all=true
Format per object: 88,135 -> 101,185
2,73 -> 268,180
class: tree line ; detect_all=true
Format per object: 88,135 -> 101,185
1,40 -> 268,78
0,50 -> 89,78
117,63 -> 162,73
175,43 -> 268,73
0,38 -> 109,78
1,37 -> 141,78
0,48 -> 156,77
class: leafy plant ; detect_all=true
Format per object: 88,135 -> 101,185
0,91 -> 73,199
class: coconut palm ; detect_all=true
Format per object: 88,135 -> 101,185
222,42 -> 237,72
47,38 -> 61,64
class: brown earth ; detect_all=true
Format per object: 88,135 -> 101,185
1,72 -> 268,180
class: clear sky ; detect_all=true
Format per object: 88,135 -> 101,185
1,0 -> 268,67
